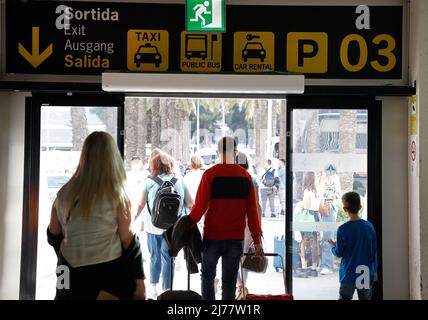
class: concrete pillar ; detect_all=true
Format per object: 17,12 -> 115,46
409,0 -> 428,300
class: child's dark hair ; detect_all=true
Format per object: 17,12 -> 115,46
342,192 -> 362,214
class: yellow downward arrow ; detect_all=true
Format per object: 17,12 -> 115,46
18,26 -> 53,68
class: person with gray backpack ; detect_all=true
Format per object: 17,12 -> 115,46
260,159 -> 277,218
134,150 -> 194,300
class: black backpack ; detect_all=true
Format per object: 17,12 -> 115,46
147,176 -> 183,229
262,168 -> 276,187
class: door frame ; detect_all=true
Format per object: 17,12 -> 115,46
285,96 -> 383,300
19,93 -> 125,300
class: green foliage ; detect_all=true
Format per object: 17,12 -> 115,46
189,104 -> 222,135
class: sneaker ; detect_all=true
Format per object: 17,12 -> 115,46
271,213 -> 277,218
294,269 -> 308,278
236,286 -> 249,300
320,268 -> 333,275
215,278 -> 220,295
148,284 -> 158,300
280,209 -> 285,215
307,269 -> 318,277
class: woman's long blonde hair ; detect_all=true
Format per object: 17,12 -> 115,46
57,131 -> 130,219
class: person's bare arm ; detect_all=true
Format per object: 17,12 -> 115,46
117,205 -> 134,250
48,202 -> 62,235
135,191 -> 148,220
184,189 -> 194,210
255,186 -> 262,226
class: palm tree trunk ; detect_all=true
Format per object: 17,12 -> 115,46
151,98 -> 161,150
105,108 -> 117,138
255,100 -> 268,173
137,99 -> 147,162
272,100 -> 278,137
159,99 -> 168,152
124,98 -> 138,170
338,110 -> 357,193
70,107 -> 88,151
279,100 -> 286,159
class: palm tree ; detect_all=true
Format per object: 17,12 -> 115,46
279,100 -> 286,159
254,99 -> 269,172
137,99 -> 147,163
151,98 -> 161,150
124,97 -> 139,170
338,110 -> 357,193
70,107 -> 88,151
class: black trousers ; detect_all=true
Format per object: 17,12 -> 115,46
55,255 -> 137,300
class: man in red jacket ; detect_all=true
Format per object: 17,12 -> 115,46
189,137 -> 263,300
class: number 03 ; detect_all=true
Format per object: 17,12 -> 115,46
340,33 -> 397,73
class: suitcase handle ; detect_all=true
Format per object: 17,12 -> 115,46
242,253 -> 280,257
240,252 -> 288,298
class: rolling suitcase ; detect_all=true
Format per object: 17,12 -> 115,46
240,253 -> 293,300
157,247 -> 202,300
273,235 -> 285,271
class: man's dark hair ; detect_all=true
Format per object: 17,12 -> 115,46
217,137 -> 237,155
342,191 -> 362,214
266,159 -> 272,166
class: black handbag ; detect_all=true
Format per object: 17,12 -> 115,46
242,242 -> 268,273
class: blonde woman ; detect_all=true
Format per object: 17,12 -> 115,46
48,131 -> 145,300
183,155 -> 205,201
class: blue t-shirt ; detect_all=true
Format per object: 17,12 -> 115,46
332,219 -> 377,286
277,167 -> 285,189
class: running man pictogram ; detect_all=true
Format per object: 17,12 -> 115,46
190,1 -> 211,26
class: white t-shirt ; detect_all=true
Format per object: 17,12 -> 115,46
55,184 -> 122,268
303,188 -> 321,211
183,169 -> 205,200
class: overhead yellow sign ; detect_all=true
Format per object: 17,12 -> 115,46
180,32 -> 222,72
233,31 -> 274,73
127,29 -> 169,71
287,32 -> 328,73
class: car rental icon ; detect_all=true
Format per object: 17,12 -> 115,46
242,42 -> 266,62
134,43 -> 162,68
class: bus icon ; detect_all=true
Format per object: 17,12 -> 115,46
185,34 -> 208,60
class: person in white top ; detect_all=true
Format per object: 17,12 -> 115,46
48,131 -> 145,300
297,171 -> 321,278
183,155 -> 205,201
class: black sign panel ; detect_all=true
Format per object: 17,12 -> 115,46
6,1 -> 403,79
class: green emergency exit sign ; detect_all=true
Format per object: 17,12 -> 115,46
186,0 -> 226,32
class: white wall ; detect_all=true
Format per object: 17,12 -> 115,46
409,0 -> 428,300
0,92 -> 27,299
381,96 -> 410,299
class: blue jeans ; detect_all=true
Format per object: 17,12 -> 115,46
201,239 -> 244,300
320,206 -> 336,270
339,283 -> 372,300
147,233 -> 174,290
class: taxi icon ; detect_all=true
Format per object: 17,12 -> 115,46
134,43 -> 162,68
242,42 -> 266,62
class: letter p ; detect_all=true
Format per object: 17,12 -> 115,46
287,32 -> 328,73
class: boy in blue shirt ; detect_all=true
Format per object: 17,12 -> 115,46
328,192 -> 377,300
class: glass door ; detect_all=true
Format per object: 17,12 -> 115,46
20,93 -> 124,300
286,97 -> 379,300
